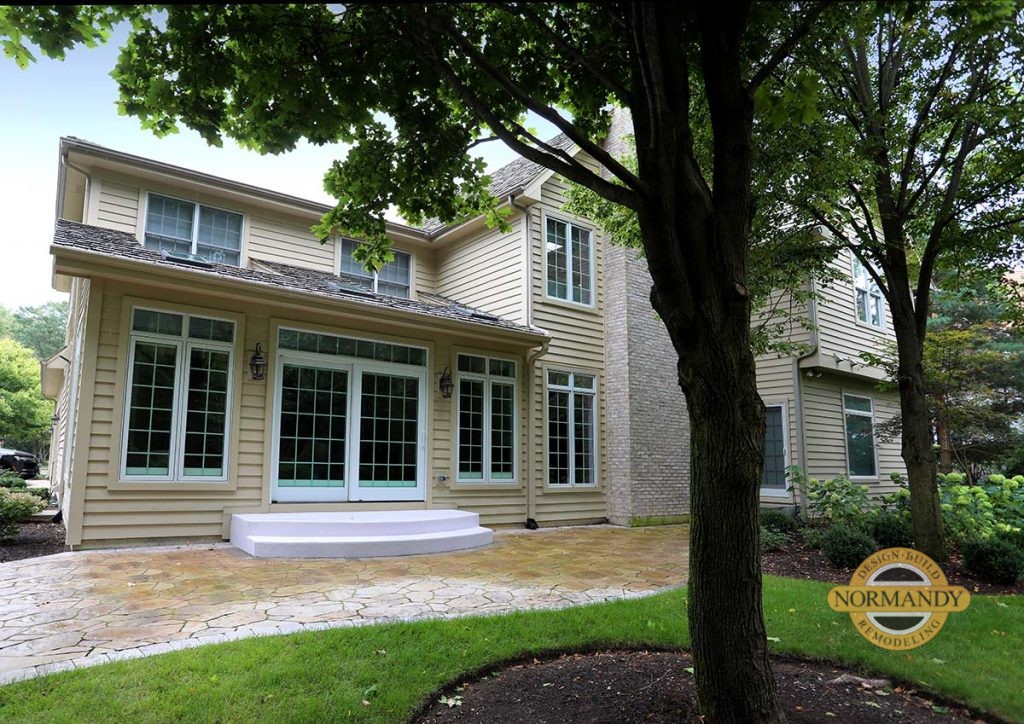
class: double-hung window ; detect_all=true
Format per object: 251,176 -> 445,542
545,217 -> 593,305
144,193 -> 244,266
122,308 -> 235,481
843,394 -> 878,478
339,238 -> 412,297
547,370 -> 597,486
852,256 -> 884,329
761,405 -> 787,495
456,354 -> 517,482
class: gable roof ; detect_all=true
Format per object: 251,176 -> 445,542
51,219 -> 547,340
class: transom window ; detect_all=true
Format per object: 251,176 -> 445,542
843,394 -> 878,478
762,405 -> 787,495
339,238 -> 412,298
456,354 -> 517,483
122,308 -> 235,481
545,217 -> 593,305
278,328 -> 426,366
145,193 -> 243,266
853,257 -> 884,329
547,370 -> 597,486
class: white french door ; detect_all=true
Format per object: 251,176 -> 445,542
271,353 -> 427,503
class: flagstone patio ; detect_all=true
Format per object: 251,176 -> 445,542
0,525 -> 687,685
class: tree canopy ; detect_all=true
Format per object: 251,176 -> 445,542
0,338 -> 52,446
9,301 -> 69,360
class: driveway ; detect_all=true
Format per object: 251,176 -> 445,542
0,525 -> 687,685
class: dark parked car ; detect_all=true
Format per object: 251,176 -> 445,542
0,448 -> 40,480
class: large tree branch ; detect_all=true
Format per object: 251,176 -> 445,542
746,2 -> 828,91
500,3 -> 632,104
431,13 -> 649,194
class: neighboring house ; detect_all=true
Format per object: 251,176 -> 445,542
43,135 -> 905,549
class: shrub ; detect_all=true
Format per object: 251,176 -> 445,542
791,468 -> 871,530
821,525 -> 877,569
801,526 -> 825,550
760,509 -> 798,535
0,489 -> 45,539
962,537 -> 1024,585
0,470 -> 26,489
868,510 -> 915,549
760,526 -> 790,553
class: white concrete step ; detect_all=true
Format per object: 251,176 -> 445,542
229,510 -> 493,558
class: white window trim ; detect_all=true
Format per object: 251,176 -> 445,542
842,393 -> 879,480
143,192 -> 246,265
761,402 -> 790,498
851,255 -> 885,330
339,238 -> 413,297
455,354 -> 518,484
542,213 -> 596,309
546,369 -> 598,488
269,347 -> 428,503
119,307 -> 236,483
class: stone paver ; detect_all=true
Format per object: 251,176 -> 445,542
0,525 -> 688,685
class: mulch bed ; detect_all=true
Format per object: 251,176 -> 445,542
762,532 -> 1024,595
0,519 -> 68,563
416,650 -> 997,723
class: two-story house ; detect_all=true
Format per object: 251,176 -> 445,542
42,135 -> 905,553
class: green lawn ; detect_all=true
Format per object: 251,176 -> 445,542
0,577 -> 1020,723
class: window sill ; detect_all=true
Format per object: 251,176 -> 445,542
543,484 -> 602,493
853,318 -> 887,334
109,479 -> 237,492
452,481 -> 523,491
760,488 -> 791,498
848,475 -> 881,484
540,295 -> 599,315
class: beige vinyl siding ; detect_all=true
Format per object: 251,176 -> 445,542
801,373 -> 904,494
815,248 -> 897,366
247,216 -> 335,271
52,278 -> 91,519
94,179 -> 140,234
435,216 -> 526,322
413,248 -> 437,297
528,171 -> 607,525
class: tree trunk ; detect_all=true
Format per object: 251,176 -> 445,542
684,335 -> 781,722
892,316 -> 946,560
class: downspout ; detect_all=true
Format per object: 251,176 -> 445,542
509,192 -> 547,528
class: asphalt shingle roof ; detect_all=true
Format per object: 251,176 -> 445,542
52,219 -> 546,339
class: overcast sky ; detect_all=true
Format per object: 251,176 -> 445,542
0,24 -> 556,310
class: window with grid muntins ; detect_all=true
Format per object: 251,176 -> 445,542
852,257 -> 884,329
144,193 -> 243,266
762,405 -> 786,490
278,328 -> 425,366
339,238 -> 412,297
277,364 -> 348,487
843,394 -> 877,477
546,218 -> 593,305
456,354 -> 517,483
358,373 -> 419,487
122,308 -> 235,480
547,370 -> 596,486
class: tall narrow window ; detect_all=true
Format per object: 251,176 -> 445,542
122,308 -> 235,480
339,238 -> 412,298
547,370 -> 596,486
843,394 -> 877,478
545,218 -> 593,305
456,354 -> 517,482
762,405 -> 787,494
145,194 -> 243,266
852,257 -> 884,329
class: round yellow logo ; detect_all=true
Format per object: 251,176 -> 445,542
827,547 -> 970,650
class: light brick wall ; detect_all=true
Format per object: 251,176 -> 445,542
602,108 -> 691,525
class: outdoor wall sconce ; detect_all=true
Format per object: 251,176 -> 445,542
249,343 -> 267,381
439,367 -> 454,399
51,414 -> 60,425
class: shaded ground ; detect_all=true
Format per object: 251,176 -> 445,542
0,521 -> 66,564
417,650 -> 998,723
762,532 -> 1024,595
